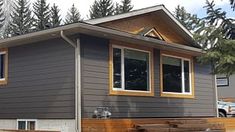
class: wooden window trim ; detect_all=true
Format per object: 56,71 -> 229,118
0,48 -> 8,85
160,50 -> 195,99
109,41 -> 154,97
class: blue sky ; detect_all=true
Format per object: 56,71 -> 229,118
33,0 -> 234,19
188,2 -> 234,18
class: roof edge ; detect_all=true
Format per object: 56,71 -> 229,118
85,5 -> 165,24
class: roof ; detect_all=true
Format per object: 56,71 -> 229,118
85,5 -> 193,41
0,5 -> 202,56
0,22 -> 202,56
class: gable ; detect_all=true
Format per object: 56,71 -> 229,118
85,5 -> 195,47
98,12 -> 190,45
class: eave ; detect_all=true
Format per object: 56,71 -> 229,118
0,22 -> 203,56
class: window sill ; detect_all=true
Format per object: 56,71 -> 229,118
0,79 -> 7,85
161,92 -> 194,99
110,90 -> 154,97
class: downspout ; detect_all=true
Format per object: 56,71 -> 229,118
215,75 -> 219,117
60,31 -> 81,132
60,31 -> 77,47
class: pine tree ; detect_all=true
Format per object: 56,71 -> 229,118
230,0 -> 235,10
89,0 -> 114,19
64,4 -> 81,24
195,0 -> 234,45
50,3 -> 61,27
0,0 -> 5,38
118,0 -> 133,14
114,2 -> 120,15
10,0 -> 33,36
0,0 -> 5,29
194,0 -> 235,75
33,0 -> 51,30
174,5 -> 203,33
3,24 -> 11,38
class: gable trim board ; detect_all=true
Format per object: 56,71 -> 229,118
85,5 -> 193,43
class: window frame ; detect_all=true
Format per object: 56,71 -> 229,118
17,119 -> 37,130
0,48 -> 8,85
216,77 -> 229,87
160,51 -> 195,98
109,42 -> 154,96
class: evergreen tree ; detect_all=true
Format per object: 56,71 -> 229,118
10,0 -> 33,36
118,0 -> 133,14
0,0 -> 5,29
33,0 -> 51,30
89,0 -> 114,19
174,5 -> 203,33
3,24 -> 11,38
230,0 -> 235,10
194,0 -> 235,75
50,3 -> 61,27
0,0 -> 5,38
114,2 -> 120,15
64,4 -> 81,24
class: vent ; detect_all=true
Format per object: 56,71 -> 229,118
143,27 -> 165,41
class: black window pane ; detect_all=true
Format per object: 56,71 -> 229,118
0,54 -> 4,79
113,48 -> 122,88
184,61 -> 190,92
124,49 -> 149,91
27,121 -> 35,130
18,121 -> 26,130
163,56 -> 182,93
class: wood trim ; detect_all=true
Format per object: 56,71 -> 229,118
144,28 -> 165,41
160,50 -> 195,99
109,41 -> 154,97
0,48 -> 8,85
161,50 -> 193,60
110,40 -> 153,51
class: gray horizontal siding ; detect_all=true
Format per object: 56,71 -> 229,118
0,38 -> 75,119
218,75 -> 235,98
81,35 -> 216,118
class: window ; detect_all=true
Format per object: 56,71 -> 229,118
217,77 -> 229,87
110,44 -> 154,96
161,51 -> 194,98
0,48 -> 8,85
17,119 -> 36,130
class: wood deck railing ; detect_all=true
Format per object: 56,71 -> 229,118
82,118 -> 235,132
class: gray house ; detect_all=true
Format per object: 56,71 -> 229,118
217,75 -> 235,101
0,5 -> 217,132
